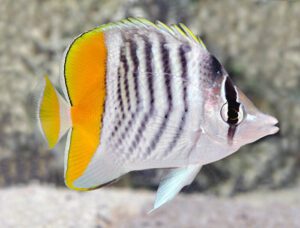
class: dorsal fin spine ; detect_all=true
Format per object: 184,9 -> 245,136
171,24 -> 189,39
98,17 -> 206,49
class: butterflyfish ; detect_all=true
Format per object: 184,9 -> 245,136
37,18 -> 279,211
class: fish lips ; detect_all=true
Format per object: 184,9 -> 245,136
231,113 -> 279,146
260,114 -> 279,135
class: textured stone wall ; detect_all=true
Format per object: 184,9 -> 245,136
0,0 -> 299,194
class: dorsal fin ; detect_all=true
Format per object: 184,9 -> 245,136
98,17 -> 207,49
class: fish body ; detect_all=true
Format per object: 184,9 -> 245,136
37,18 -> 279,210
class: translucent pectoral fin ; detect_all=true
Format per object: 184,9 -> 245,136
150,164 -> 202,213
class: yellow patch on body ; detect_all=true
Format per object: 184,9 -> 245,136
64,29 -> 107,190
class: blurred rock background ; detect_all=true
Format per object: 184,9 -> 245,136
0,0 -> 299,196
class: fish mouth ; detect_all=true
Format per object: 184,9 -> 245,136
269,124 -> 280,135
268,116 -> 279,125
264,115 -> 280,135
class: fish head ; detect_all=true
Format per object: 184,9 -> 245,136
225,87 -> 279,147
201,55 -> 279,152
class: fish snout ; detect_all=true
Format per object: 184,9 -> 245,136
259,114 -> 279,135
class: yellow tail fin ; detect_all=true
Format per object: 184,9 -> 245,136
38,76 -> 71,148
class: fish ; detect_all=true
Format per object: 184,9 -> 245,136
37,18 -> 279,211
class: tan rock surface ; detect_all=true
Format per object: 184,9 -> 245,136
1,184 -> 299,228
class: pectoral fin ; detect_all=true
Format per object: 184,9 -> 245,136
150,164 -> 202,212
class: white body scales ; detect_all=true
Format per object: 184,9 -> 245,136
37,18 -> 279,211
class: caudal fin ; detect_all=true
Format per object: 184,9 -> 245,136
37,76 -> 71,148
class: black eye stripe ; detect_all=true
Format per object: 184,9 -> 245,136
223,77 -> 242,143
224,77 -> 241,122
225,77 -> 237,102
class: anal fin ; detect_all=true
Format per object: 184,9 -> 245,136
71,151 -> 124,190
150,164 -> 202,213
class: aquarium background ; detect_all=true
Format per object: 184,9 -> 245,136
0,0 -> 299,227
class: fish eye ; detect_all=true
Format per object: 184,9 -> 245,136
220,102 -> 245,125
